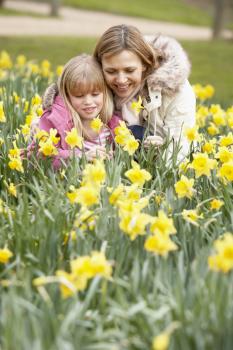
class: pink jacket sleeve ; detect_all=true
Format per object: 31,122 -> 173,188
30,97 -> 82,169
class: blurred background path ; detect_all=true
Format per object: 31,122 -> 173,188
1,0 -> 232,40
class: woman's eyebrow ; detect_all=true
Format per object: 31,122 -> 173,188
104,66 -> 136,70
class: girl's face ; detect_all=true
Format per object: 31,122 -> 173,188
101,50 -> 145,99
69,91 -> 104,120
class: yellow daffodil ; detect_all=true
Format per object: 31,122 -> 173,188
9,141 -> 21,158
193,84 -> 215,101
125,160 -> 151,187
150,210 -> 176,236
8,156 -> 24,173
175,175 -> 194,199
207,123 -> 219,136
31,93 -> 42,106
182,209 -> 202,226
218,161 -> 233,181
196,105 -> 209,128
202,139 -> 216,154
219,132 -> 233,147
54,251 -> 113,298
65,128 -> 83,149
212,110 -> 226,126
208,233 -> 233,273
215,147 -> 233,163
16,54 -> 26,67
145,234 -> 177,257
56,270 -> 87,298
115,121 -> 139,155
90,116 -> 103,133
39,139 -> 58,156
184,126 -> 200,142
6,182 -> 17,197
67,184 -> 99,207
210,199 -> 224,210
152,331 -> 170,350
82,159 -> 106,187
131,95 -> 144,116
190,152 -> 217,177
108,184 -> 125,205
49,128 -> 60,145
0,247 -> 13,264
0,101 -> 6,123
0,51 -> 12,69
119,210 -> 152,241
56,65 -> 63,76
123,136 -> 139,155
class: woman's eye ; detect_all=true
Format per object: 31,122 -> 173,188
105,71 -> 115,75
126,69 -> 135,73
92,92 -> 100,96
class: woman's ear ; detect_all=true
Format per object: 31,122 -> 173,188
142,65 -> 147,72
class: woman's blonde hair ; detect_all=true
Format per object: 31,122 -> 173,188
94,24 -> 160,79
58,54 -> 113,138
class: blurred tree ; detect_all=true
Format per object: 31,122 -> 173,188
50,0 -> 61,16
212,0 -> 230,38
0,0 -> 5,7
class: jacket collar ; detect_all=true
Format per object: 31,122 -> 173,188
146,35 -> 191,97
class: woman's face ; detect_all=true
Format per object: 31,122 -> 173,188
101,50 -> 145,99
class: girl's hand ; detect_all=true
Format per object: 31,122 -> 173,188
85,145 -> 113,161
143,135 -> 164,149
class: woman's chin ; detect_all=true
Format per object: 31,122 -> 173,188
114,88 -> 132,99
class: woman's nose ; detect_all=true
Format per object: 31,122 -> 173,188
116,72 -> 127,84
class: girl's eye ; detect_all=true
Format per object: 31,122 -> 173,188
126,69 -> 135,73
92,92 -> 100,96
75,95 -> 83,98
105,71 -> 115,75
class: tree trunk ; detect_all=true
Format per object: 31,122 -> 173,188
212,0 -> 226,38
0,0 -> 5,8
50,0 -> 60,17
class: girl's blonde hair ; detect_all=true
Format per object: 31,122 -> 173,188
58,54 -> 113,138
94,24 -> 160,79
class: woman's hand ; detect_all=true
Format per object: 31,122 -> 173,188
85,145 -> 113,161
143,135 -> 164,149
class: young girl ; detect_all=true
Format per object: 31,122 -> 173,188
35,54 -> 120,169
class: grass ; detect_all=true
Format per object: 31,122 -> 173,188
0,7 -> 47,17
63,0 -> 213,26
0,36 -> 232,107
182,39 -> 233,107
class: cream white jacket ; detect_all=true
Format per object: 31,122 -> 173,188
143,35 -> 196,162
144,79 -> 196,162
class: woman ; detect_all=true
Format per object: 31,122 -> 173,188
43,24 -> 195,162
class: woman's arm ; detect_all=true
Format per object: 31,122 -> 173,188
144,80 -> 196,163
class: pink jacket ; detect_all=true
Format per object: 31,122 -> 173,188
32,95 -> 121,169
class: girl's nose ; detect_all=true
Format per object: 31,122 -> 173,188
83,94 -> 92,104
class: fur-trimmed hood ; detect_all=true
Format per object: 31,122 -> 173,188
146,35 -> 191,97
